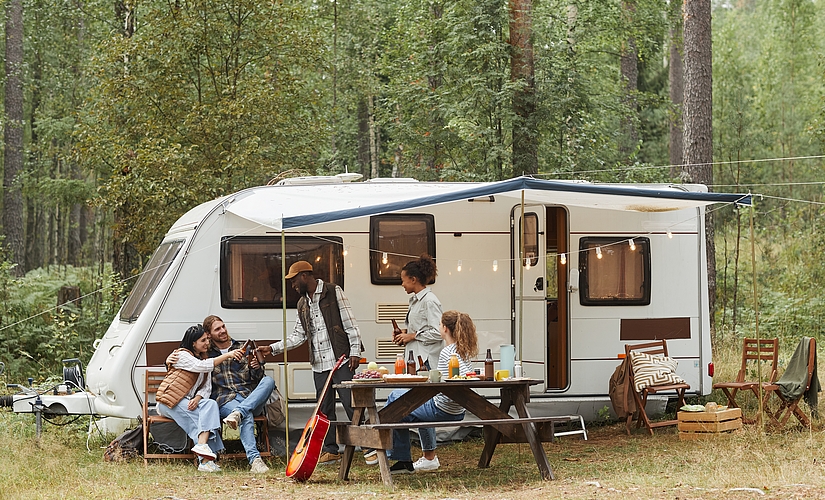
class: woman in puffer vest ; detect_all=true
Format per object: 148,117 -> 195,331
156,324 -> 243,472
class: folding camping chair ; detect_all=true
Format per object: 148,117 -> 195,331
773,337 -> 819,428
625,340 -> 690,435
712,337 -> 780,424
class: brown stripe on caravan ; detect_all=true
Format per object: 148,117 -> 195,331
620,318 -> 691,341
145,341 -> 312,366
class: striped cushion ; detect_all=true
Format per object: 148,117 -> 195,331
630,351 -> 685,392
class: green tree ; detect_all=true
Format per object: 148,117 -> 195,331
77,0 -> 327,260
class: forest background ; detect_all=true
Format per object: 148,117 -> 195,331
0,0 -> 823,382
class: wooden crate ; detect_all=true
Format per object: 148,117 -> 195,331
678,408 -> 742,441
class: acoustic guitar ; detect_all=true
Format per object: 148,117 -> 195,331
286,354 -> 348,482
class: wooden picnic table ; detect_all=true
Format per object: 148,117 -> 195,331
333,378 -> 554,488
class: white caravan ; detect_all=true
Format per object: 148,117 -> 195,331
69,176 -> 749,420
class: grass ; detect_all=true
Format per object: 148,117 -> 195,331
3,409 -> 825,500
3,337 -> 824,499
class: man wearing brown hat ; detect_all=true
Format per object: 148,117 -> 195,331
258,260 -> 363,465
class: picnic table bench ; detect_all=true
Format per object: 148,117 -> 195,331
333,378 -> 585,488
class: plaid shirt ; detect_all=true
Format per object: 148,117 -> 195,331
207,339 -> 265,407
270,279 -> 361,372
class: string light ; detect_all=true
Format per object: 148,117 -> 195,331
524,258 -> 531,270
628,239 -> 636,251
382,252 -> 388,264
596,247 -> 603,259
559,253 -> 566,265
457,260 -> 462,272
492,260 -> 498,272
343,245 -> 349,256
667,230 -> 673,239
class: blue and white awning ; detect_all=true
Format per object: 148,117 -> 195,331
220,176 -> 752,231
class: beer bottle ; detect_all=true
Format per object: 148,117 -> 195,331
449,354 -> 460,379
407,350 -> 416,375
484,349 -> 494,381
395,353 -> 405,374
391,319 -> 402,340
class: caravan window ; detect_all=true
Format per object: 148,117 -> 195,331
519,213 -> 539,268
120,239 -> 184,323
220,236 -> 344,308
578,237 -> 651,306
370,214 -> 435,285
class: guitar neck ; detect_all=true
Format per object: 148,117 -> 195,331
311,354 -> 348,417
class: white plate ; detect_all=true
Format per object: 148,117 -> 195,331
445,377 -> 481,381
348,378 -> 384,383
383,374 -> 429,383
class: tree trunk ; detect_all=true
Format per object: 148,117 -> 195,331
25,199 -> 39,270
368,95 -> 379,179
682,0 -> 715,334
619,0 -> 638,161
510,0 -> 537,176
668,0 -> 684,177
112,0 -> 139,280
357,99 -> 370,177
3,0 -> 25,276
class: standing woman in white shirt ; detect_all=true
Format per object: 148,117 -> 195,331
394,254 -> 443,370
156,325 -> 243,472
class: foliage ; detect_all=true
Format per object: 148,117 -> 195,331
76,0 -> 329,256
0,261 -> 118,382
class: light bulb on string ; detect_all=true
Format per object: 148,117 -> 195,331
525,258 -> 531,270
596,247 -> 603,259
457,260 -> 462,272
343,245 -> 349,256
559,253 -> 566,265
493,260 -> 498,272
628,239 -> 636,251
667,230 -> 673,239
382,252 -> 388,264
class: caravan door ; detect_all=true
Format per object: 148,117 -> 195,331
511,205 -> 546,388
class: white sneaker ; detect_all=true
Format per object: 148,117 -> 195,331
223,410 -> 242,430
191,443 -> 216,460
413,455 -> 440,472
250,457 -> 269,474
198,460 -> 221,472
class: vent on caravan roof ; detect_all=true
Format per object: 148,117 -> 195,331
274,173 -> 363,186
377,339 -> 405,359
376,303 -> 409,323
365,178 -> 419,183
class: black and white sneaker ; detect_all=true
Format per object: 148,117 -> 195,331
389,460 -> 414,475
364,448 -> 378,465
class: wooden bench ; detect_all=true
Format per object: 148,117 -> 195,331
142,370 -> 271,463
341,414 -> 587,443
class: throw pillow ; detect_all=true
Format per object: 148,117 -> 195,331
630,351 -> 685,392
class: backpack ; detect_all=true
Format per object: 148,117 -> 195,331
265,386 -> 286,428
103,424 -> 144,462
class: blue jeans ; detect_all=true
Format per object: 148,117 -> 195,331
219,376 -> 275,463
385,389 -> 464,462
157,397 -> 224,455
313,366 -> 356,454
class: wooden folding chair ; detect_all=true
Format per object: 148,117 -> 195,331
773,337 -> 818,427
625,340 -> 690,435
143,370 -> 196,463
142,370 -> 272,462
712,338 -> 779,425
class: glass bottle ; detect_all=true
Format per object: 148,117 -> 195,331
391,319 -> 402,340
395,353 -> 405,374
449,354 -> 460,379
407,350 -> 417,375
484,348 -> 494,381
